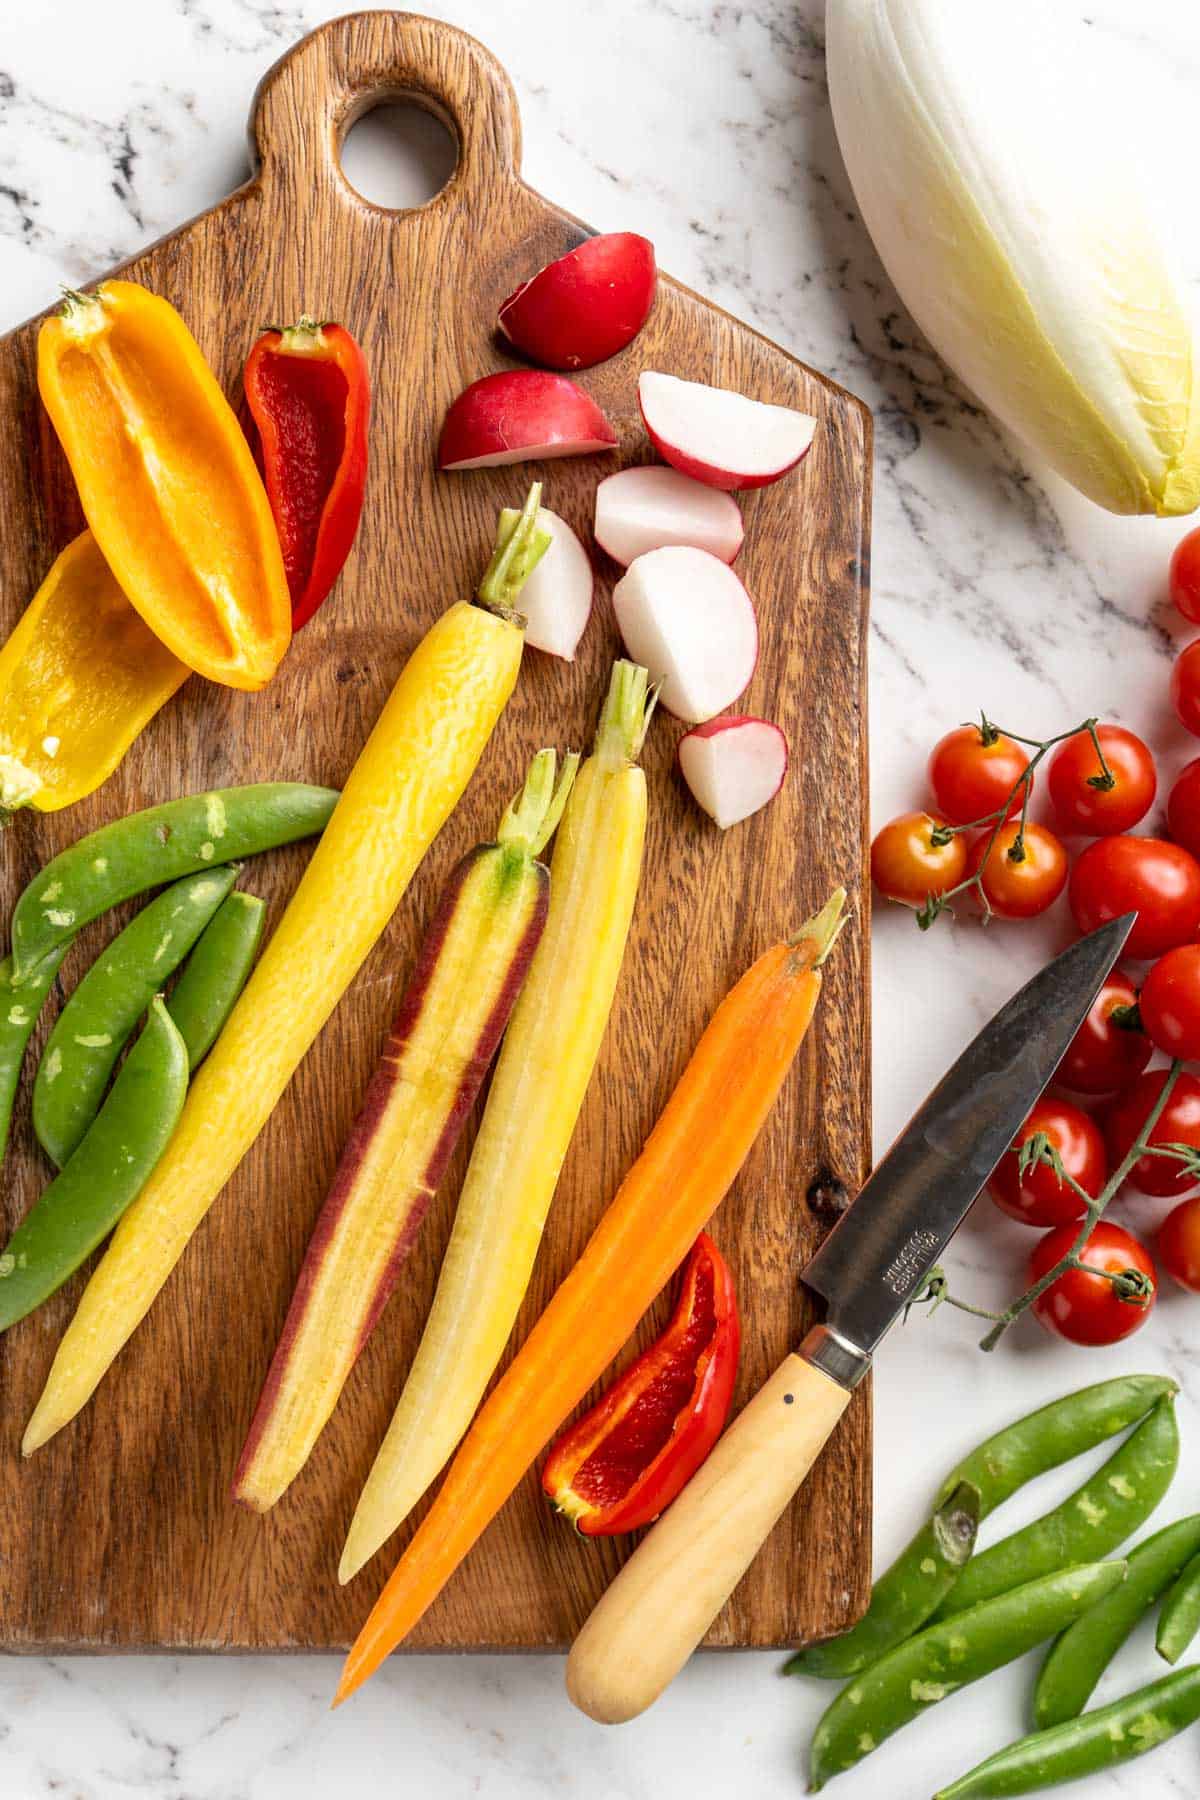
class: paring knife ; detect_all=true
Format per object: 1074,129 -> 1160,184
565,913 -> 1136,1724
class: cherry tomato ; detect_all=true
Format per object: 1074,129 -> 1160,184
928,726 -> 1030,826
1046,725 -> 1156,837
871,811 -> 966,908
987,1097 -> 1107,1228
1139,945 -> 1200,1061
967,820 -> 1068,919
1105,1069 -> 1200,1198
1057,967 -> 1151,1097
1158,1197 -> 1200,1293
1069,836 -> 1200,960
1171,641 -> 1200,737
1167,758 -> 1200,862
1029,1221 -> 1156,1346
1169,527 -> 1200,625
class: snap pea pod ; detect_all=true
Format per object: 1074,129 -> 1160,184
33,867 -> 237,1168
793,1375 -> 1174,1681
11,782 -> 338,978
0,944 -> 69,1162
934,1398 -> 1179,1621
809,1561 -> 1127,1791
0,998 -> 187,1331
786,1482 -> 981,1679
1034,1512 -> 1200,1727
934,1667 -> 1200,1799
1157,1545 -> 1200,1664
166,890 -> 265,1068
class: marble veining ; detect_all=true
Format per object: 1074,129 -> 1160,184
3,1 -> 1200,1795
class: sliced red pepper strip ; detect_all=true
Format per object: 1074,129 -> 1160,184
242,317 -> 369,630
542,1232 -> 739,1536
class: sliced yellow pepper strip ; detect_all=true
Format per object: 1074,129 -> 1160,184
0,532 -> 188,816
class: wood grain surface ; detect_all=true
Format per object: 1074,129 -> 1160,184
0,11 -> 872,1653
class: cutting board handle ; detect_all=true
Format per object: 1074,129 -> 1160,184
249,10 -> 523,208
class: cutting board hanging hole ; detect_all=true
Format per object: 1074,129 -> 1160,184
340,101 -> 457,211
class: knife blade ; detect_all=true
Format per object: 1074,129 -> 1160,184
565,913 -> 1136,1725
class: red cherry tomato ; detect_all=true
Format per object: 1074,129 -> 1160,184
987,1097 -> 1107,1228
928,726 -> 1030,825
1158,1196 -> 1200,1292
871,811 -> 966,909
1105,1069 -> 1200,1198
1057,967 -> 1151,1097
1029,1221 -> 1156,1346
1170,528 -> 1200,625
1171,641 -> 1200,737
1046,725 -> 1156,837
967,820 -> 1068,919
1139,945 -> 1200,1061
1069,836 -> 1200,959
1167,758 -> 1200,862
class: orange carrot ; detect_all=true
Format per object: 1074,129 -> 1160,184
333,889 -> 847,1704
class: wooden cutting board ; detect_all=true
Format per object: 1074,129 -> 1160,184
0,11 -> 871,1653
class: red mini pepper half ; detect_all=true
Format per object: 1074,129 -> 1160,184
242,316 -> 369,629
542,1232 -> 739,1536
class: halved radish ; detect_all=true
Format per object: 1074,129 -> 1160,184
594,465 -> 744,566
612,545 -> 757,723
638,370 -> 816,490
679,716 -> 788,829
439,371 -> 617,471
498,233 -> 657,370
498,504 -> 593,660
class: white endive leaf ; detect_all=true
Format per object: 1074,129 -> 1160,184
826,0 -> 1200,516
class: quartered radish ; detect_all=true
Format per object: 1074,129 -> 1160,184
594,466 -> 744,566
679,716 -> 788,828
498,233 -> 657,371
638,370 -> 816,490
497,504 -> 593,661
612,546 -> 757,724
439,371 -> 617,470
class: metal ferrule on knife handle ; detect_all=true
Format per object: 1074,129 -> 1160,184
799,1320 -> 872,1389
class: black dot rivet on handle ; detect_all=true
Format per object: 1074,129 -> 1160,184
783,1393 -> 795,1405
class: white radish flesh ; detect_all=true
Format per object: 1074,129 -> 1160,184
638,370 -> 816,491
678,717 -> 788,828
594,466 -> 744,566
513,508 -> 594,661
612,546 -> 757,724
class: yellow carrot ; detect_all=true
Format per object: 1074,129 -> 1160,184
21,491 -> 551,1456
339,659 -> 652,1583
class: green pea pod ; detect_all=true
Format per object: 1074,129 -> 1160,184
1156,1545 -> 1200,1664
33,867 -> 238,1168
0,944 -> 70,1163
0,998 -> 187,1332
934,1667 -> 1200,1799
167,890 -> 266,1068
794,1375 -> 1174,1682
934,1397 -> 1179,1621
786,1482 -> 981,1679
11,782 -> 338,978
809,1560 -> 1128,1791
1035,1511 -> 1200,1727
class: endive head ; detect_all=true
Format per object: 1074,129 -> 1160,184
826,0 -> 1200,516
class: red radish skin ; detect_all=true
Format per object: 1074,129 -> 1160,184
498,233 -> 656,371
499,505 -> 593,661
638,370 -> 817,491
594,466 -> 744,566
438,371 -> 617,471
613,545 -> 758,723
678,716 -> 788,829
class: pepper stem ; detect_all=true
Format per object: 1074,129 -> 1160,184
57,286 -> 108,342
592,660 -> 657,772
476,484 -> 552,616
271,315 -> 329,352
497,748 -> 581,857
788,888 -> 849,964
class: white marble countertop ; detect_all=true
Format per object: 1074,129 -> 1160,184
4,1 -> 1200,1795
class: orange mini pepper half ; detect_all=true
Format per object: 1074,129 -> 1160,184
37,281 -> 291,691
542,1232 -> 739,1536
242,317 -> 369,630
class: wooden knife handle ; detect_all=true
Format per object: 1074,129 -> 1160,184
565,1350 -> 851,1724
